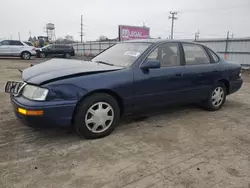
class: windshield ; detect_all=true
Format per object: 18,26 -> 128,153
42,45 -> 52,49
24,42 -> 33,46
92,43 -> 151,67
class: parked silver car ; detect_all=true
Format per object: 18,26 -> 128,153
0,40 -> 37,60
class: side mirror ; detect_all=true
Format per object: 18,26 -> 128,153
140,60 -> 161,70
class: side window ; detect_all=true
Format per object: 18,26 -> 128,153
60,45 -> 68,49
208,49 -> 219,62
0,40 -> 10,46
147,43 -> 180,67
183,43 -> 210,65
10,41 -> 24,46
54,45 -> 65,49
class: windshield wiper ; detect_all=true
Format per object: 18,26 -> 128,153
94,61 -> 114,66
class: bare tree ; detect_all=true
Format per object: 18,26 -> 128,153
99,35 -> 108,41
55,36 -> 75,44
65,35 -> 74,41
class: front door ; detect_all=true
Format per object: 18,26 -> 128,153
45,45 -> 55,57
133,42 -> 187,111
53,45 -> 65,57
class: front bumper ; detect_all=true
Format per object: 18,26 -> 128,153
11,95 -> 76,127
229,79 -> 243,95
30,51 -> 37,56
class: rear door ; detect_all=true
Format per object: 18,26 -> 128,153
0,40 -> 11,56
9,40 -> 25,56
181,42 -> 220,102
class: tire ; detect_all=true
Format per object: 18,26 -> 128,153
65,53 -> 71,59
40,53 -> 46,58
203,82 -> 227,111
74,93 -> 120,139
21,52 -> 31,60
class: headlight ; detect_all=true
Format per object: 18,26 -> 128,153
22,85 -> 49,101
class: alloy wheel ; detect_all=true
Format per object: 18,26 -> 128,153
23,52 -> 30,60
65,53 -> 71,58
40,53 -> 46,58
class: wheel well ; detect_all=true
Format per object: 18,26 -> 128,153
20,51 -> 31,56
218,79 -> 229,94
71,89 -> 124,125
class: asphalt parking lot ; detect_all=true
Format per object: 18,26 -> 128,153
0,58 -> 249,188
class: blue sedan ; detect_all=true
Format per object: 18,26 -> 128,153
5,39 -> 243,139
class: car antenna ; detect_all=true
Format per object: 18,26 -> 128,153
18,69 -> 23,73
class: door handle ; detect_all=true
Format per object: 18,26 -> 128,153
175,73 -> 183,76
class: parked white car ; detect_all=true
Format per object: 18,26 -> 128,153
0,40 -> 37,60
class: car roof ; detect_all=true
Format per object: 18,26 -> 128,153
122,39 -> 198,45
3,39 -> 20,41
51,44 -> 71,46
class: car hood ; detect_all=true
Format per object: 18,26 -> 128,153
22,59 -> 123,85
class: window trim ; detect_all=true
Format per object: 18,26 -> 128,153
205,47 -> 220,63
181,42 -> 212,66
140,42 -> 183,68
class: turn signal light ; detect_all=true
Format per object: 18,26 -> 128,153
18,108 -> 44,116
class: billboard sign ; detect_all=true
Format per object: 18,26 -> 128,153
119,25 -> 150,41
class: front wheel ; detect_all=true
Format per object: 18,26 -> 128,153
203,82 -> 227,111
74,93 -> 120,139
39,53 -> 46,58
21,52 -> 31,60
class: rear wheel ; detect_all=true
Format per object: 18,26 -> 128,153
203,82 -> 227,111
74,93 -> 120,139
65,53 -> 71,59
21,52 -> 31,60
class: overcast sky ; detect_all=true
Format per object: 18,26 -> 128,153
0,0 -> 249,41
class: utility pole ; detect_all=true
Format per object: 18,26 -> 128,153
80,15 -> 84,43
194,30 -> 200,41
231,33 -> 234,38
169,12 -> 177,39
142,21 -> 146,27
224,31 -> 230,60
29,30 -> 32,38
18,32 -> 20,40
